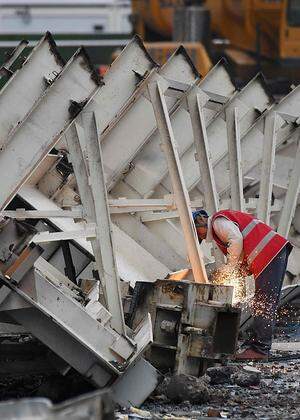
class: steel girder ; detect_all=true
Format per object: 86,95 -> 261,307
0,32 -> 300,406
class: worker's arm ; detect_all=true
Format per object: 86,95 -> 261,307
212,217 -> 243,267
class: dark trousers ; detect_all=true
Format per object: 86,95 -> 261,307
246,243 -> 292,355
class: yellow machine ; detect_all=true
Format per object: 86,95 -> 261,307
132,0 -> 212,76
132,0 -> 300,90
206,0 -> 300,60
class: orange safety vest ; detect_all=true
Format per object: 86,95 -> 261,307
211,210 -> 288,279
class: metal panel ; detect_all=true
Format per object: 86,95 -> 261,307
111,357 -> 161,408
3,306 -> 114,388
0,47 -> 99,210
0,32 -> 64,150
61,35 -> 157,153
1,272 -> 132,370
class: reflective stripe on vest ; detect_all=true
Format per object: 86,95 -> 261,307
241,218 -> 260,237
247,230 -> 277,265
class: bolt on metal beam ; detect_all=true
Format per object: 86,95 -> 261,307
148,81 -> 208,283
257,113 -> 277,224
225,107 -> 244,211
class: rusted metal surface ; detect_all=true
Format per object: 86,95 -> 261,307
130,279 -> 240,376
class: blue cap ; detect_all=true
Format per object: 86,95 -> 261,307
192,209 -> 209,221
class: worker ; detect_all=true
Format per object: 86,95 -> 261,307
192,209 -> 292,361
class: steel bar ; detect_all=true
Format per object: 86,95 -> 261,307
148,81 -> 208,283
0,39 -> 28,78
83,111 -> 126,335
225,107 -> 244,211
187,91 -> 219,213
31,226 -> 96,243
277,138 -> 300,237
0,199 -> 202,218
0,33 -> 64,152
0,209 -> 84,219
257,113 -> 277,224
187,91 -> 224,264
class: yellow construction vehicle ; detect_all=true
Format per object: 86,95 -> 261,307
132,0 -> 300,92
131,0 -> 213,77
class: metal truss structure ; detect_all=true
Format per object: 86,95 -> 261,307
0,33 -> 299,405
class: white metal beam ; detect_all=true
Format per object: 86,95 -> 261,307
225,107 -> 244,211
187,91 -> 219,213
0,39 -> 28,77
65,116 -> 126,334
187,91 -> 224,264
32,225 -> 96,243
0,47 -> 99,210
0,32 -> 64,151
277,138 -> 300,237
257,113 -> 277,223
83,111 -> 126,335
149,81 -> 208,283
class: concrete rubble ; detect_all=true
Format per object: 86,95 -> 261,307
0,33 -> 298,418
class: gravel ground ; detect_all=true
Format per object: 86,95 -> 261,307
117,303 -> 300,420
116,355 -> 300,419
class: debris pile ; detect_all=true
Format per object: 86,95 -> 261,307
135,360 -> 300,419
0,32 -> 298,418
